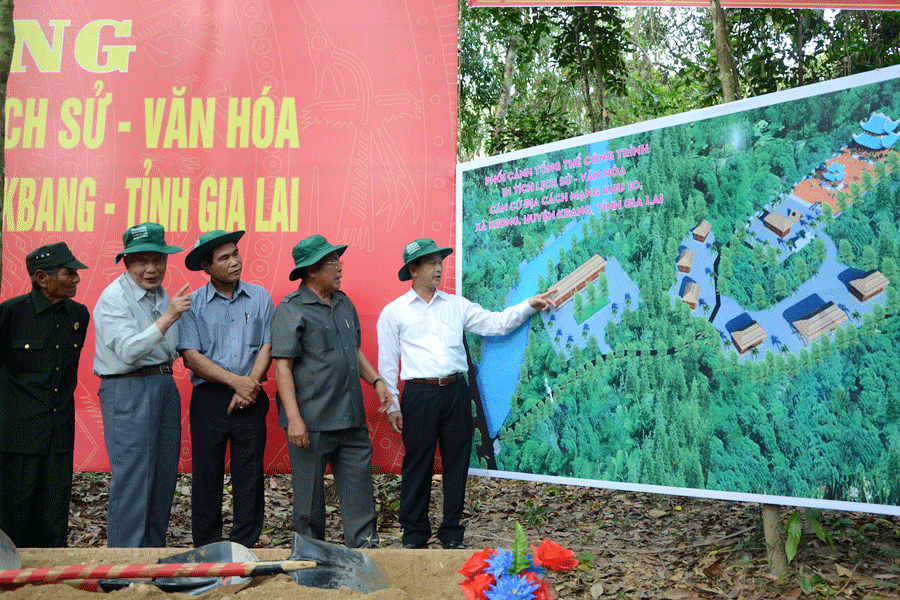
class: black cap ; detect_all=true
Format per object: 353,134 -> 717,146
26,242 -> 88,275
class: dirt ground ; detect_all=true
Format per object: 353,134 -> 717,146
2,473 -> 898,599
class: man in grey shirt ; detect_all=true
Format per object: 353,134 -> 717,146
93,222 -> 189,548
178,230 -> 273,548
271,234 -> 392,548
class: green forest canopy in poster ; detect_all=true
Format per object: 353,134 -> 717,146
459,66 -> 900,516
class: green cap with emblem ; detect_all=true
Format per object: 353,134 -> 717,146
398,238 -> 452,281
115,222 -> 183,263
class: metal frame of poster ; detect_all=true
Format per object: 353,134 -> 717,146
457,65 -> 900,516
3,0 -> 459,474
469,0 -> 899,9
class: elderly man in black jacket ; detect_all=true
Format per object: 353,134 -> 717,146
0,242 -> 90,548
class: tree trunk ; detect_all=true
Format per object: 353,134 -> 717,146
710,0 -> 737,103
762,504 -> 789,578
794,9 -> 805,87
842,18 -> 851,77
588,9 -> 607,130
0,0 -> 14,293
492,9 -> 523,141
574,12 -> 597,131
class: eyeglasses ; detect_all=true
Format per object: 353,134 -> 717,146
320,259 -> 343,268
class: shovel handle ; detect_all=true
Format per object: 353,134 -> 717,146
0,560 -> 314,585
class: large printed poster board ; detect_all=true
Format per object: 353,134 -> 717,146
459,66 -> 900,516
3,0 -> 458,473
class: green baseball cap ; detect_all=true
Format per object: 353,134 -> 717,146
398,238 -> 452,281
26,241 -> 88,275
185,230 -> 245,271
115,222 -> 183,264
289,234 -> 348,281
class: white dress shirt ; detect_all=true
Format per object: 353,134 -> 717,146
93,272 -> 179,376
376,288 -> 535,403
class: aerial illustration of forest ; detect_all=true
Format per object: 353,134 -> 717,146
459,71 -> 900,511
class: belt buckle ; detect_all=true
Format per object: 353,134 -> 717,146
438,375 -> 453,386
160,364 -> 173,375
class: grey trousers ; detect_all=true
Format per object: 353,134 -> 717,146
285,426 -> 378,548
99,374 -> 181,547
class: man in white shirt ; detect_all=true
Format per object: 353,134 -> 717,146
376,238 -> 550,549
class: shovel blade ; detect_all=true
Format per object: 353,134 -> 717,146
0,529 -> 20,571
287,533 -> 389,593
159,541 -> 258,564
103,541 -> 260,596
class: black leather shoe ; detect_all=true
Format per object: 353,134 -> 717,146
402,542 -> 426,549
441,540 -> 465,549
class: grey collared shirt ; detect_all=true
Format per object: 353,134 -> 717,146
93,272 -> 179,376
271,285 -> 364,432
177,280 -> 274,386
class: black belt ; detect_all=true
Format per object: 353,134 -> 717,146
407,373 -> 461,386
102,362 -> 174,379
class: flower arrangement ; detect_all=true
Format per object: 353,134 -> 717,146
457,523 -> 579,600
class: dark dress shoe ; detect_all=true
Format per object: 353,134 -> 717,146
402,542 -> 426,549
441,540 -> 465,549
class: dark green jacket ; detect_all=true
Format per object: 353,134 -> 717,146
0,289 -> 89,454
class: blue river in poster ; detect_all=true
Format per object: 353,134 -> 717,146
475,140 -> 609,438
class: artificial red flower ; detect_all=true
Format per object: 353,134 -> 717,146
457,547 -> 496,578
523,570 -> 555,600
529,538 -> 579,572
459,578 -> 478,600
459,572 -> 495,600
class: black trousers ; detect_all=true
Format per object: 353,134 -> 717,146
0,450 -> 73,547
190,382 -> 268,548
398,378 -> 472,547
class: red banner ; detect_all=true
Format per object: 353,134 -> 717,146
469,0 -> 897,8
3,0 -> 459,473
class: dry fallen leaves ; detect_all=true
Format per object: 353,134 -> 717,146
64,473 -> 899,599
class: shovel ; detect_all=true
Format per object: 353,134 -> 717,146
285,532 -> 390,593
0,532 -> 256,594
0,558 -> 314,585
0,528 -> 390,594
0,529 -> 239,595
90,540 -> 265,594
99,534 -> 391,594
134,535 -> 391,594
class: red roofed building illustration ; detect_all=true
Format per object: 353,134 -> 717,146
792,302 -> 848,343
677,248 -> 694,274
693,219 -> 711,243
848,270 -> 889,302
681,281 -> 700,310
731,321 -> 767,355
547,254 -> 607,309
763,211 -> 794,238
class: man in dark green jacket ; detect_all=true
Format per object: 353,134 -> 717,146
0,242 -> 90,547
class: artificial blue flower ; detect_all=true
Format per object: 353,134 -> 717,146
485,573 -> 539,600
523,554 -> 544,577
485,548 -> 514,577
